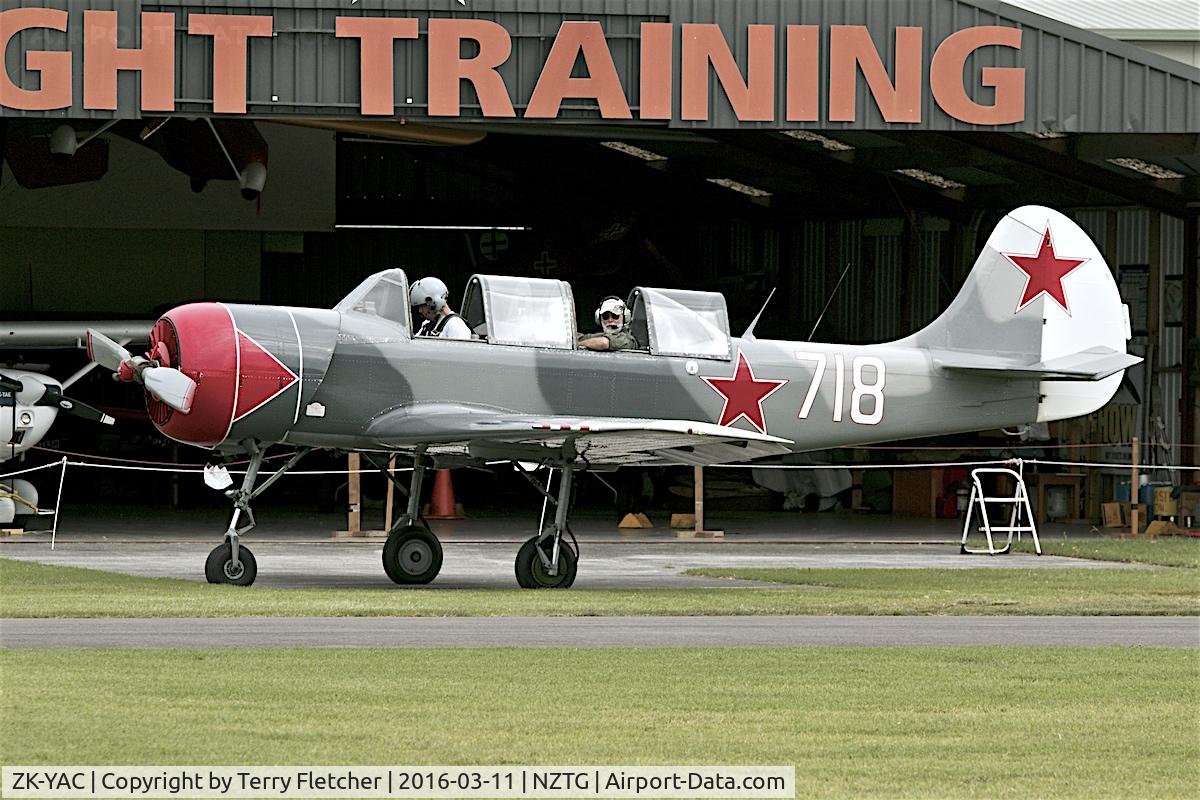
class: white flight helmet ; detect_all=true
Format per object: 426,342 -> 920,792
595,296 -> 627,327
410,277 -> 450,314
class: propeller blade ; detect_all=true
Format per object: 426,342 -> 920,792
0,375 -> 23,393
36,385 -> 116,425
143,367 -> 196,414
86,329 -> 132,372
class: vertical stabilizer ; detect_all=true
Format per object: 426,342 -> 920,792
905,206 -> 1134,422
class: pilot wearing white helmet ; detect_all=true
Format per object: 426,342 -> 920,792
578,295 -> 637,351
410,277 -> 471,340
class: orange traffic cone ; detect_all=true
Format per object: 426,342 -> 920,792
424,469 -> 465,520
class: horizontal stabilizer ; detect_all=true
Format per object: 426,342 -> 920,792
935,347 -> 1142,382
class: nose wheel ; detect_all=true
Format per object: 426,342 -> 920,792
205,541 -> 257,586
204,442 -> 312,587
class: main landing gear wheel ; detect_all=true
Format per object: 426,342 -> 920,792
205,542 -> 257,586
383,525 -> 443,585
515,536 -> 577,589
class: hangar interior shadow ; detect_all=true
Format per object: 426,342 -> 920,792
2,120 -> 1197,520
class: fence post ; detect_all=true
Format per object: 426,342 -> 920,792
1130,437 -> 1140,537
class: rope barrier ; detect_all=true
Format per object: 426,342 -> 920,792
30,444 -> 297,467
59,460 -> 415,476
717,459 -> 1012,470
1026,459 -> 1200,473
21,455 -> 1189,475
4,453 -> 1191,547
849,442 -> 1143,451
0,460 -> 67,480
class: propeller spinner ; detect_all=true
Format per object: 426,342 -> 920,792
86,329 -> 196,414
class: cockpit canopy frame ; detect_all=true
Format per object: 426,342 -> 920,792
462,274 -> 577,350
334,269 -> 412,335
628,287 -> 732,361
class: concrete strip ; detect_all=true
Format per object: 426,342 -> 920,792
2,616 -> 1195,649
0,540 -> 1140,591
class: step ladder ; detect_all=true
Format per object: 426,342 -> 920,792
960,465 -> 1041,556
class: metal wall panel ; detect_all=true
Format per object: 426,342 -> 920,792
800,219 -> 826,324
4,0 -> 1197,131
913,230 -> 945,331
872,234 -> 902,341
1159,213 -> 1184,467
834,219 -> 865,339
1116,208 -> 1150,266
1072,209 -> 1106,251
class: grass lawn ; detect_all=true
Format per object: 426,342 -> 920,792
1011,536 -> 1200,568
2,557 -> 1197,617
2,648 -> 1196,799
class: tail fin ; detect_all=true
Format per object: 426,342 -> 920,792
905,206 -> 1138,422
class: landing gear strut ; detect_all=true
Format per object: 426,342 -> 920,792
370,450 -> 443,585
205,441 -> 311,586
514,463 -> 579,589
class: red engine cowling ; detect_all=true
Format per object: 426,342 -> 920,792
148,303 -> 239,448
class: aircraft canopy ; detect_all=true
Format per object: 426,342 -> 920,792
462,275 -> 577,350
334,269 -> 412,335
629,287 -> 731,360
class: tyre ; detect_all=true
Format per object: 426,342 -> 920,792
382,525 -> 443,585
514,536 -> 577,589
204,542 -> 257,586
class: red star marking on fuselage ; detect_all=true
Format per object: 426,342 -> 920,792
700,351 -> 787,434
1001,224 -> 1089,315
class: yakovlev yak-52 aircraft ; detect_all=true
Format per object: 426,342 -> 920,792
83,206 -> 1138,588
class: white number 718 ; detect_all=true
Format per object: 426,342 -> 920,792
795,352 -> 885,425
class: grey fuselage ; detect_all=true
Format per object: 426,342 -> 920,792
202,304 -> 1037,458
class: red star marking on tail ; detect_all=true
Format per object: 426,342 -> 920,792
1001,224 -> 1089,315
700,351 -> 787,434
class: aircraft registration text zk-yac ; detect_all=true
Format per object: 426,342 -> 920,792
0,6 -> 1024,124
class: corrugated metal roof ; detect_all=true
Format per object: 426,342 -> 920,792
1004,1 -> 1199,35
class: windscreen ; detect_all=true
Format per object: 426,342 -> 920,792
334,269 -> 411,334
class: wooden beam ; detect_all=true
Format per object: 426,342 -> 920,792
347,453 -> 361,535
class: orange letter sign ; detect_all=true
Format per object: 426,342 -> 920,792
681,24 -> 775,122
931,26 -> 1024,125
336,17 -> 419,116
639,22 -> 672,120
83,11 -> 175,111
427,18 -> 514,117
829,26 -> 922,123
785,25 -> 819,122
527,21 -> 631,119
0,8 -> 71,111
188,14 -> 274,114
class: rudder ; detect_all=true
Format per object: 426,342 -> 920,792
904,206 -> 1135,422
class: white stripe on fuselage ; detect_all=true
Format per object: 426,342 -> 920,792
287,309 -> 304,426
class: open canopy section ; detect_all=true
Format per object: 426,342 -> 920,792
629,287 -> 732,361
462,274 -> 577,349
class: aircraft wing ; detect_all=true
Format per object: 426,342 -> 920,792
2,321 -> 152,349
365,404 -> 793,466
933,347 -> 1142,381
